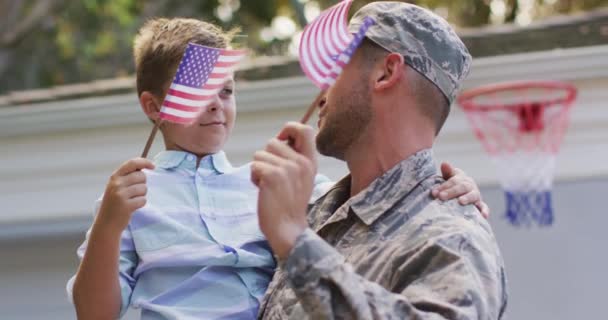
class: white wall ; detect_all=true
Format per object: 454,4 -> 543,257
1,45 -> 608,319
3,179 -> 606,320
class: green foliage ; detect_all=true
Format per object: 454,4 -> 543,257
1,0 -> 607,93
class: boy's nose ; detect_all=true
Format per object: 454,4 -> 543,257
207,95 -> 223,112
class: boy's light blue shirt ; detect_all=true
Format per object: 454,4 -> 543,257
67,150 -> 333,319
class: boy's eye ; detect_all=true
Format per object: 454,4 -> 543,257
221,88 -> 234,96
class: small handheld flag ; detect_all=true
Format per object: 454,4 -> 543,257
295,0 -> 375,125
298,0 -> 375,90
159,43 -> 246,124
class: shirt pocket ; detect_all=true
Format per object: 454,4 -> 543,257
202,211 -> 266,248
130,210 -> 187,252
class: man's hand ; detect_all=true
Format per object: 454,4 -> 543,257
251,122 -> 317,260
96,158 -> 155,233
431,162 -> 490,218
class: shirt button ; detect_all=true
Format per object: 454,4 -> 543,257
186,155 -> 195,162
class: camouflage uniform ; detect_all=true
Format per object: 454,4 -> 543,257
258,150 -> 508,319
258,2 -> 507,319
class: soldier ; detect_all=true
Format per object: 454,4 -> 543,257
251,2 -> 508,319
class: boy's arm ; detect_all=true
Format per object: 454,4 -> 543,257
432,162 -> 491,218
70,158 -> 154,319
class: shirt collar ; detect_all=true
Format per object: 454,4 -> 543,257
346,148 -> 437,225
308,176 -> 351,228
153,150 -> 233,174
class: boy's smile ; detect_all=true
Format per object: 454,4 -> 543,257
199,121 -> 226,127
151,78 -> 237,158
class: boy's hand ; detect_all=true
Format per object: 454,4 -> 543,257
432,162 -> 490,218
96,158 -> 155,233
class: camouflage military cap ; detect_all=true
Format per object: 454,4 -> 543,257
349,1 -> 472,103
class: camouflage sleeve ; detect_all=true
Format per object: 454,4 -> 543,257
284,228 -> 503,319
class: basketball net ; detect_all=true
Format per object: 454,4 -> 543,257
458,81 -> 577,227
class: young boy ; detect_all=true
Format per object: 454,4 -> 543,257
67,18 -> 486,319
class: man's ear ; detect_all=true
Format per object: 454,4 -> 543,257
373,53 -> 404,91
139,91 -> 161,122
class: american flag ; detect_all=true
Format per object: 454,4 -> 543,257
299,0 -> 375,89
159,43 -> 246,124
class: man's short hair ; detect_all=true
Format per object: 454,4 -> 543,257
408,70 -> 451,135
133,18 -> 237,99
358,37 -> 386,70
358,38 -> 451,135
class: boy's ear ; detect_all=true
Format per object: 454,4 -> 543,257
139,91 -> 161,122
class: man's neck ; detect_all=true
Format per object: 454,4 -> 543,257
344,122 -> 434,197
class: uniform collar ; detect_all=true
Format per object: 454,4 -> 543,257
315,149 -> 437,228
153,150 -> 232,174
350,148 -> 437,225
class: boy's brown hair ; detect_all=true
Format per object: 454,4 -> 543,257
133,18 -> 237,99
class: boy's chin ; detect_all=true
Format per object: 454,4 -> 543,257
187,142 -> 225,156
167,136 -> 227,156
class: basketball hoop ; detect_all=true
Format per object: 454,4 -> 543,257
457,81 -> 577,227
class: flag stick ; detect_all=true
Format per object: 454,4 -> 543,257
299,91 -> 325,124
287,91 -> 324,148
141,120 -> 161,158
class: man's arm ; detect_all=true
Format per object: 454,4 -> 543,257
282,227 -> 503,319
251,123 -> 504,319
